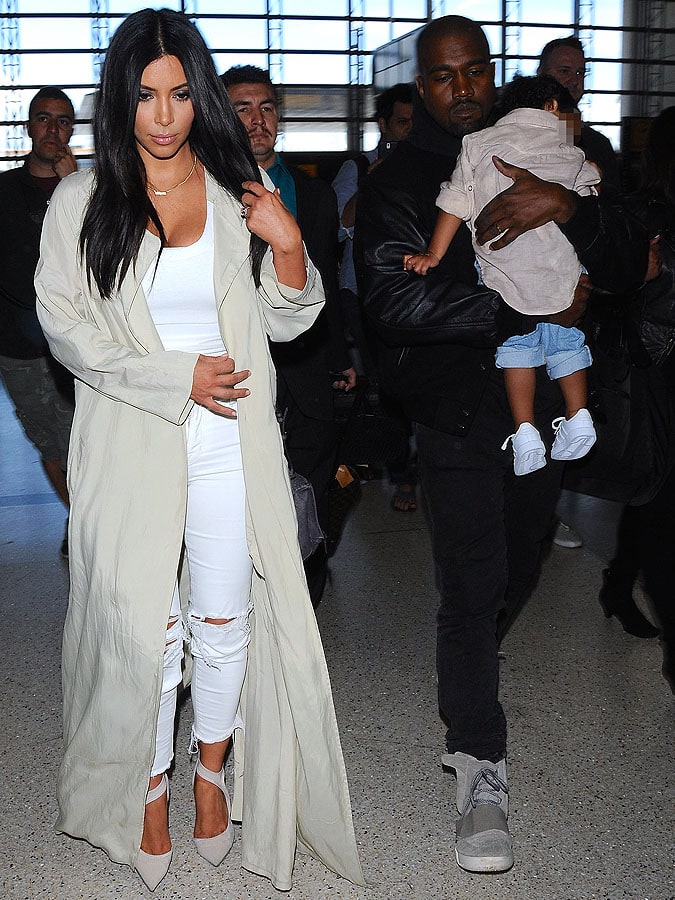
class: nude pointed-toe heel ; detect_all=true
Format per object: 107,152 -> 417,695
192,758 -> 234,866
134,773 -> 172,891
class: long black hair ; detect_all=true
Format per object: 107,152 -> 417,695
640,106 -> 675,208
80,7 -> 267,299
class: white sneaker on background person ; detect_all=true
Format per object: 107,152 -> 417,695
552,519 -> 583,548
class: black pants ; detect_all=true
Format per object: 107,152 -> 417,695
415,371 -> 563,761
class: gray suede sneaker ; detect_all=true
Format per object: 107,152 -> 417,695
442,751 -> 513,873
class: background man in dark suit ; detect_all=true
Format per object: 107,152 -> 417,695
538,35 -> 620,189
221,65 -> 356,605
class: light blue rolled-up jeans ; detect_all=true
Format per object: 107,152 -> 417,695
495,322 -> 592,380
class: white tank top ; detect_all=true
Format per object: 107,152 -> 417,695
144,202 -> 226,356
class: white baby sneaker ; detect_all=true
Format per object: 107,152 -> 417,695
501,422 -> 547,476
551,408 -> 597,460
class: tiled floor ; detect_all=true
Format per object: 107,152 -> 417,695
1,382 -> 673,900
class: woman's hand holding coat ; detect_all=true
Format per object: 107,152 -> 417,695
241,181 -> 307,289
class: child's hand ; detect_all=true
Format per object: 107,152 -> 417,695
403,251 -> 440,275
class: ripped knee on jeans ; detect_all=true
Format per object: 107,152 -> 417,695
188,604 -> 253,669
161,615 -> 185,692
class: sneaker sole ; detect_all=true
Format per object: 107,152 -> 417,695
455,847 -> 514,873
551,434 -> 596,461
513,449 -> 546,476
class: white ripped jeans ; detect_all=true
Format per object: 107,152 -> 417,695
152,403 -> 253,776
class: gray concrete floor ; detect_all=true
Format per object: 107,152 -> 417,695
1,382 -> 673,900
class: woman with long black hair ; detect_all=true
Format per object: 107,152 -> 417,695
35,7 -> 362,892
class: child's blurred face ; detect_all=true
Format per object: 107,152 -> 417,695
552,108 -> 582,145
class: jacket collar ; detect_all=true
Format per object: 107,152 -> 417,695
205,169 -> 253,310
407,91 -> 464,161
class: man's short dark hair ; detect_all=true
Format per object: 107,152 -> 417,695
375,83 -> 413,123
29,86 -> 74,120
219,65 -> 279,105
495,75 -> 577,118
539,36 -> 585,67
416,15 -> 491,75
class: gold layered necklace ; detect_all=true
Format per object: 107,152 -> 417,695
147,153 -> 197,196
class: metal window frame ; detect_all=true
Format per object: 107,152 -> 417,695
1,1 -> 673,164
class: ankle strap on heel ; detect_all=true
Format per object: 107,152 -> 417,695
145,772 -> 169,805
194,758 -> 226,791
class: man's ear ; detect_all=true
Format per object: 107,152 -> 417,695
415,75 -> 425,99
377,115 -> 387,135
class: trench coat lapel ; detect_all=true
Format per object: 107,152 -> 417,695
119,230 -> 165,353
207,173 -> 252,310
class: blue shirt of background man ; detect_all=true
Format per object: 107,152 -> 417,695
267,153 -> 298,220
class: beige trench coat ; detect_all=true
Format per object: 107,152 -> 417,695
35,170 -> 364,891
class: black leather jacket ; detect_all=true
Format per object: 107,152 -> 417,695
355,101 -> 649,435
